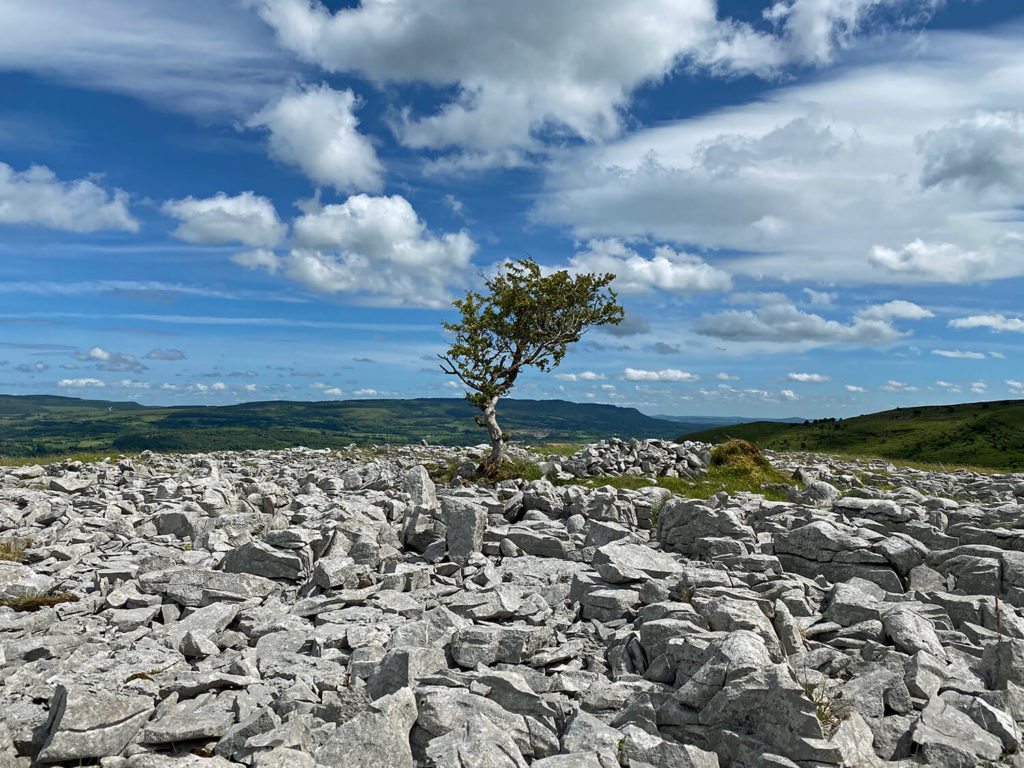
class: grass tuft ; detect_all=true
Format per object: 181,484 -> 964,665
0,537 -> 29,562
0,592 -> 79,612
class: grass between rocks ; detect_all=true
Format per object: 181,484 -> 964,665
0,537 -> 29,562
0,592 -> 79,612
554,440 -> 795,502
0,450 -> 132,467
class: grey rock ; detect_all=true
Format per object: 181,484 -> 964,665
315,687 -> 417,768
36,685 -> 153,763
592,542 -> 682,584
443,496 -> 488,566
911,693 -> 1003,766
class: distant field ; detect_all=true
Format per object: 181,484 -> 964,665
678,399 -> 1024,471
0,394 -> 714,458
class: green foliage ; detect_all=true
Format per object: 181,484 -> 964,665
0,395 -> 688,460
439,258 -> 623,467
440,259 -> 624,402
800,679 -> 852,735
679,399 -> 1024,471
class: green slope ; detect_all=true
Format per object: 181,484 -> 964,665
0,395 -> 711,457
677,399 -> 1024,470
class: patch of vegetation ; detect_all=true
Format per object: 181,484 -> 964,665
541,442 -> 585,458
800,679 -> 852,735
0,450 -> 129,467
556,443 -> 795,503
0,537 -> 29,562
679,399 -> 1024,471
0,592 -> 79,612
123,667 -> 168,684
0,394 -> 701,459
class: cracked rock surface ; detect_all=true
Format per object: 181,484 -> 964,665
1,440 -> 1024,767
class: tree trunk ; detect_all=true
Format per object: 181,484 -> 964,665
480,396 -> 505,473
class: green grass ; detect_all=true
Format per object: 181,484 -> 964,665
0,394 -> 694,458
0,450 -> 133,467
556,440 -> 795,502
679,399 -> 1024,471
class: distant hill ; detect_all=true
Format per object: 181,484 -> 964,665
677,399 -> 1024,471
0,394 -> 727,458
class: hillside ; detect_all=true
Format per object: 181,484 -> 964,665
0,395 -> 711,458
678,399 -> 1024,470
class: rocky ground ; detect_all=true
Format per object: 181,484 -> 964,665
2,439 -> 1024,767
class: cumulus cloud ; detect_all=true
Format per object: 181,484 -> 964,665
855,300 -> 934,322
118,379 -> 150,389
235,194 -> 476,307
779,389 -> 798,400
74,346 -> 146,373
211,382 -> 227,391
231,249 -> 282,273
162,191 -> 285,246
787,372 -> 830,382
918,111 -> 1024,192
970,380 -> 987,394
569,239 -> 732,294
845,384 -> 868,392
949,314 -> 1024,333
803,288 -> 836,305
58,378 -> 105,387
534,30 -> 1024,286
353,388 -> 377,396
323,387 -> 343,396
0,162 -> 138,232
716,372 -> 740,381
935,380 -> 962,393
623,368 -> 700,382
1007,379 -> 1024,395
869,240 -> 992,283
696,298 -> 927,345
248,84 -> 383,192
931,349 -> 986,360
554,371 -> 606,382
145,349 -> 186,361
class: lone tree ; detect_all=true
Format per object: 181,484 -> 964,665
439,258 -> 624,475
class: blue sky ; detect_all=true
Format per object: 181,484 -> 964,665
1,0 -> 1022,418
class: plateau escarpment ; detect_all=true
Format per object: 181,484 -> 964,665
2,440 -> 1024,767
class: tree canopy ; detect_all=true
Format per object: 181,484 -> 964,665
439,258 -> 623,472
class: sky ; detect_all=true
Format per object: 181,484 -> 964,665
1,0 -> 1022,419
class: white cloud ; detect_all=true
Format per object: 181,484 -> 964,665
950,314 -> 1024,333
935,380 -> 962,392
569,239 -> 732,294
160,383 -> 178,390
163,191 -> 285,246
248,84 -> 383,192
779,389 -> 798,400
554,371 -> 606,382
931,349 -> 985,360
879,380 -> 919,392
970,380 -> 987,394
118,379 -> 150,389
716,372 -> 740,381
764,0 -> 944,66
845,384 -> 868,392
211,382 -> 227,391
16,362 -> 48,373
74,346 -> 146,373
0,0 -> 294,117
232,249 -> 282,274
353,388 -> 377,396
854,300 -> 934,322
58,378 -> 105,388
787,372 -> 831,382
869,240 -> 991,283
237,194 -> 477,308
623,368 -> 700,382
990,351 -> 1006,359
696,298 -> 926,345
0,162 -> 138,232
1007,379 -> 1024,395
323,387 -> 343,396
191,383 -> 209,392
918,111 -> 1024,192
803,288 -> 836,305
534,28 -> 1024,285
145,349 -> 186,361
